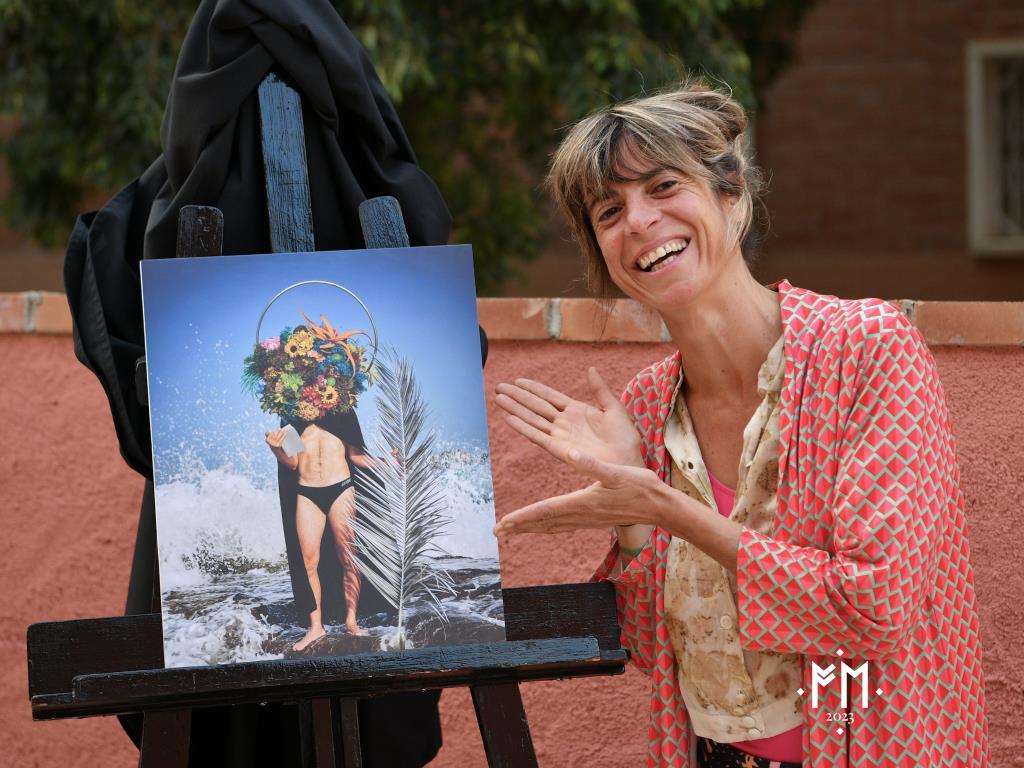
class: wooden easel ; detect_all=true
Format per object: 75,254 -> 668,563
26,73 -> 627,767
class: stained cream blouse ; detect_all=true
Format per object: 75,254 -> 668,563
662,331 -> 804,747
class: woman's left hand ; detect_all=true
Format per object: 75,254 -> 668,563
493,448 -> 666,536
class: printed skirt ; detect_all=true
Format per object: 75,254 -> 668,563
696,736 -> 802,768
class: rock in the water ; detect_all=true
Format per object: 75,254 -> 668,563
283,630 -> 384,659
403,611 -> 505,646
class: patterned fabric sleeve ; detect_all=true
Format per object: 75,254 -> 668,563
590,374 -> 664,675
593,534 -> 660,674
736,308 -> 946,660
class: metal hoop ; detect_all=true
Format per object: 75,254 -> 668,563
256,280 -> 378,375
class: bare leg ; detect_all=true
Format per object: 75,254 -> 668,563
293,495 -> 328,651
328,486 -> 366,635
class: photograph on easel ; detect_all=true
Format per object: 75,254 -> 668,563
140,244 -> 504,668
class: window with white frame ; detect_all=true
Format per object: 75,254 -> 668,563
968,41 -> 1024,255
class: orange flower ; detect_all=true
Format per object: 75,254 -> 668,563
299,308 -> 371,373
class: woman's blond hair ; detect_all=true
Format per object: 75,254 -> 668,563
546,78 -> 768,298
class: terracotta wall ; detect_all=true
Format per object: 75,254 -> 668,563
2,295 -> 1023,766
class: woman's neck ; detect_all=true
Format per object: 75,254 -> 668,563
661,265 -> 782,403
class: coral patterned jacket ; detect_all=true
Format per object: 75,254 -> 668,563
594,280 -> 989,768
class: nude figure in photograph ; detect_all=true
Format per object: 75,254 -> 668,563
266,421 -> 376,651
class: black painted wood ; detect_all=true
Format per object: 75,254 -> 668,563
138,709 -> 191,768
63,637 -> 607,717
27,584 -> 624,721
471,683 -> 537,768
339,698 -> 362,768
27,615 -> 165,699
312,698 -> 343,768
257,71 -> 355,765
358,197 -> 410,249
258,72 -> 315,254
502,582 -> 620,649
176,205 -> 225,258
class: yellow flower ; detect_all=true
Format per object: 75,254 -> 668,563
290,330 -> 314,354
284,340 -> 302,357
297,400 -> 320,421
319,385 -> 339,406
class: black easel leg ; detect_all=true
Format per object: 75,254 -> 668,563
339,698 -> 362,768
312,698 -> 339,768
139,709 -> 191,768
312,697 -> 363,768
471,683 -> 538,768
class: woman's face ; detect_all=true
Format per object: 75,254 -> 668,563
587,152 -> 742,313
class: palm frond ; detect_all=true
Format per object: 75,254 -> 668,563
351,347 -> 454,648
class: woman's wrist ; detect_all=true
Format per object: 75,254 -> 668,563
615,522 -> 655,555
617,540 -> 646,559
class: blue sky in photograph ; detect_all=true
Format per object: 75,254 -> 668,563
140,245 -> 488,483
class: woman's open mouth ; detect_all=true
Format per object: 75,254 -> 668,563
637,239 -> 689,273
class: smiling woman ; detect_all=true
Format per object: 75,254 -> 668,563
493,80 -> 989,768
546,85 -> 766,302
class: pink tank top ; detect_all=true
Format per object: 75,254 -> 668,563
707,466 -> 803,764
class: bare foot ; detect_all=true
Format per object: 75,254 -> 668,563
293,626 -> 327,652
346,619 -> 368,636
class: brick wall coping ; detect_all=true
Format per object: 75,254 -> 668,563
2,291 -> 1024,346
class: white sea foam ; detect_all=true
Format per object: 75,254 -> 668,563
155,465 -> 288,589
162,568 -> 301,667
162,595 -> 284,667
429,443 -> 500,561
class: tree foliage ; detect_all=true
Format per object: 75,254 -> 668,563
0,0 -> 814,293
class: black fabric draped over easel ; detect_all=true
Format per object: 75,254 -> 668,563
63,1 -> 450,765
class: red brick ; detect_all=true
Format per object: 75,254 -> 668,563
914,301 -> 1024,346
0,292 -> 26,332
32,291 -> 72,334
477,298 -> 550,340
558,298 -> 665,342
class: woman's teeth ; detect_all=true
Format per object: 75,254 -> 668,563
649,251 -> 681,272
638,240 -> 689,272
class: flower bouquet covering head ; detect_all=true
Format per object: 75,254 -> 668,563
243,304 -> 376,422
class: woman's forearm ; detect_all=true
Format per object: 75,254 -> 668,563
655,484 -> 742,576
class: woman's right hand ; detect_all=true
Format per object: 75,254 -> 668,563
265,429 -> 287,450
494,367 -> 644,471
